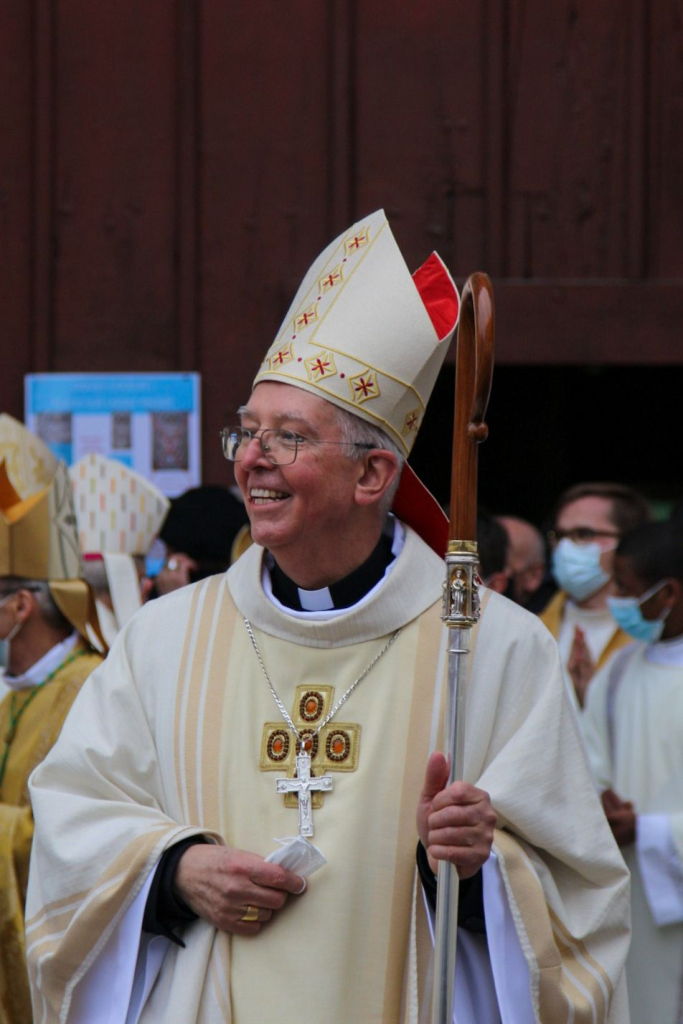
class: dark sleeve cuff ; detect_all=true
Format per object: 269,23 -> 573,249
416,842 -> 486,935
416,839 -> 438,908
142,835 -> 208,946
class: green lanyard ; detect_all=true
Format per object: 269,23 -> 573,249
0,647 -> 88,793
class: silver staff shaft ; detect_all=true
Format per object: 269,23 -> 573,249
432,543 -> 480,1024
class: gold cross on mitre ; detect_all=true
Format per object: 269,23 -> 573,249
260,684 -> 361,815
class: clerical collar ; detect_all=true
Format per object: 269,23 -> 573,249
2,632 -> 79,692
267,518 -> 397,612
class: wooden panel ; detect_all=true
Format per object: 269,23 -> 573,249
649,0 -> 683,275
51,0 -> 179,370
0,0 -> 682,498
176,0 -> 200,371
506,0 -> 646,279
353,0 -> 493,277
198,0 -> 344,484
0,2 -> 34,412
32,0 -> 55,373
491,281 -> 683,364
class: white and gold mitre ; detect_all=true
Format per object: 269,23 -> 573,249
69,453 -> 170,557
0,413 -> 58,499
253,209 -> 460,455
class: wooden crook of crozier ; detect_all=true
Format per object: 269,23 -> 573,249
432,272 -> 495,1024
448,272 -> 495,545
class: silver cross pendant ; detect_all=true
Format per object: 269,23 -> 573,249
276,750 -> 333,837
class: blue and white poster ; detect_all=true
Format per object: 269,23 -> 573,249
25,372 -> 201,497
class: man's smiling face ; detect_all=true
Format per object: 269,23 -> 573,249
234,382 -> 366,578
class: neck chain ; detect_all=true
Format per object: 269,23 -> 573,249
243,618 -> 401,838
243,618 -> 401,745
0,647 -> 88,792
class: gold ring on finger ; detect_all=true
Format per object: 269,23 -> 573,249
240,905 -> 259,922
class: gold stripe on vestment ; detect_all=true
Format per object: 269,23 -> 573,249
547,945 -> 599,1024
382,606 -> 443,1022
494,828 -> 614,1023
200,580 -> 239,831
495,831 -> 570,1021
551,914 -> 610,1022
174,579 -> 208,822
32,826 -> 171,1021
183,577 -> 223,824
25,887 -> 91,933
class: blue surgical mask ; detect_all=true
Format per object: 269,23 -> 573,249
551,539 -> 612,602
607,580 -> 670,644
145,555 -> 165,579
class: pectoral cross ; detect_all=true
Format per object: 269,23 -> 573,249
276,751 -> 333,838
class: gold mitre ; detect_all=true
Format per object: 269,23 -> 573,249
253,209 -> 460,455
69,453 -> 170,557
0,412 -> 58,498
0,459 -> 103,647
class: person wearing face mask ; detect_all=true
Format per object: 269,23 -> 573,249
581,519 -> 683,1023
0,438 -> 104,1023
540,481 -> 651,706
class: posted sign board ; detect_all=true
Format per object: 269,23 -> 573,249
25,372 -> 201,498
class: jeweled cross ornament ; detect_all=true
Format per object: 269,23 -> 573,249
276,749 -> 332,837
243,617 -> 401,838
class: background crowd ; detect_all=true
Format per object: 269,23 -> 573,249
1,411 -> 682,1021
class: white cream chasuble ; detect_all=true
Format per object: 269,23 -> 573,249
583,640 -> 683,1024
26,527 -> 630,1023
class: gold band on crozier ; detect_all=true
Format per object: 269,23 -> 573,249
240,905 -> 259,922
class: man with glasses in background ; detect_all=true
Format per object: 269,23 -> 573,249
540,481 -> 651,706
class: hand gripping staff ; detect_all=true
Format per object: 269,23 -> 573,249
432,273 -> 495,1024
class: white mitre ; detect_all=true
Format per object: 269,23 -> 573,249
254,209 -> 460,457
69,454 -> 170,643
0,413 -> 58,499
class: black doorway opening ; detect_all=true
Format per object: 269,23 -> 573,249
411,365 -> 683,529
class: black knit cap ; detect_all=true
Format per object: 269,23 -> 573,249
159,486 -> 248,565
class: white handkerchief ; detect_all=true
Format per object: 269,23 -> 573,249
266,836 -> 327,877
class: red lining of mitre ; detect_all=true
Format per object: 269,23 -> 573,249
412,252 -> 460,341
391,463 -> 448,557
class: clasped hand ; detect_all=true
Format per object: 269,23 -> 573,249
174,845 -> 306,935
567,626 -> 597,708
417,751 -> 496,877
601,788 -> 636,847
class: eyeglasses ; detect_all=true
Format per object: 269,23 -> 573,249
219,426 -> 375,467
547,527 -> 621,546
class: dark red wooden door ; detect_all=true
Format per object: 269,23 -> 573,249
1,1 -> 681,486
